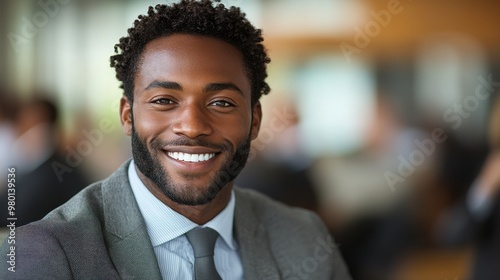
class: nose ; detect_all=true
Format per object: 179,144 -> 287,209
171,104 -> 213,139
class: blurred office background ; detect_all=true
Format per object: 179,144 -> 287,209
1,0 -> 500,279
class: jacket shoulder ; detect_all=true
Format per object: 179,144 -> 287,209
234,187 -> 324,230
0,181 -> 119,279
43,180 -> 105,223
234,187 -> 352,280
0,222 -> 73,279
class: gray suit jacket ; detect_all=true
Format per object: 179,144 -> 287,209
1,161 -> 351,279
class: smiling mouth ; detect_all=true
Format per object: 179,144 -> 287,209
167,152 -> 216,163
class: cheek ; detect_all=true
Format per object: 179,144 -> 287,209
213,114 -> 252,143
133,110 -> 169,136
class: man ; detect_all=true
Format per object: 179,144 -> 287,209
439,96 -> 500,280
1,1 -> 351,279
0,98 -> 88,226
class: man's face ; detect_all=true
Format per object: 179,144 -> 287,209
120,34 -> 261,206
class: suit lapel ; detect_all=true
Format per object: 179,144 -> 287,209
234,188 -> 281,280
102,160 -> 162,280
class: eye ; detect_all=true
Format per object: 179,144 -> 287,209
152,98 -> 175,105
210,100 -> 234,107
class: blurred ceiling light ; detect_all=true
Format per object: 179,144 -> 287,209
293,55 -> 375,156
415,33 -> 488,145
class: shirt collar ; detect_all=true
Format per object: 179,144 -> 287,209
128,160 -> 237,250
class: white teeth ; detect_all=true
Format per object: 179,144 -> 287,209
191,154 -> 199,162
168,152 -> 215,162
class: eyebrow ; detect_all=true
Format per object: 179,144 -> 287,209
145,81 -> 182,91
144,81 -> 244,96
203,83 -> 243,96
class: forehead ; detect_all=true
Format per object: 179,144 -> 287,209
134,34 -> 250,95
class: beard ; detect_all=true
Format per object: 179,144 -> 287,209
131,124 -> 251,206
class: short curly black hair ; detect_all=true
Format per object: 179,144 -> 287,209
110,0 -> 270,106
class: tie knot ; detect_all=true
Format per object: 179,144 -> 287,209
186,227 -> 219,258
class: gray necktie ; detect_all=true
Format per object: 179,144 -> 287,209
186,227 -> 222,280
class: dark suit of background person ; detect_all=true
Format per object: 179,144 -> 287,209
439,96 -> 500,280
439,153 -> 500,280
0,98 -> 88,226
0,160 -> 351,280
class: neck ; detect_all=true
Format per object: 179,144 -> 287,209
135,165 -> 233,225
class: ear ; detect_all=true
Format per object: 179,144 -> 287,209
120,96 -> 133,136
250,101 -> 262,140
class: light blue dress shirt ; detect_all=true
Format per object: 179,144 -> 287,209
128,161 -> 244,280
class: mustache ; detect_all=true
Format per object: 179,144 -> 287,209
150,137 -> 230,152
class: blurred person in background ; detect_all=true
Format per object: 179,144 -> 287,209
0,1 -> 351,279
236,99 -> 319,211
334,93 -> 484,280
439,94 -> 500,280
0,92 -> 18,192
330,95 -> 430,280
0,97 -> 88,226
